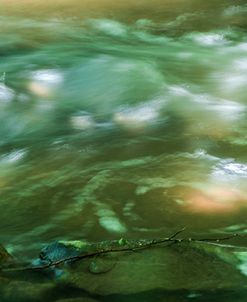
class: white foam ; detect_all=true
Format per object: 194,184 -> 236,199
113,100 -> 162,130
189,92 -> 244,121
70,113 -> 95,130
189,149 -> 219,161
169,85 -> 191,97
221,73 -> 247,91
212,159 -> 247,180
207,99 -> 244,120
97,207 -> 127,233
0,149 -> 26,165
237,43 -> 247,51
233,58 -> 247,71
99,216 -> 127,233
223,5 -> 247,17
225,163 -> 247,176
31,69 -> 63,84
29,69 -> 63,97
235,251 -> 247,277
115,106 -> 158,123
189,33 -> 227,46
0,84 -> 15,102
89,19 -> 127,37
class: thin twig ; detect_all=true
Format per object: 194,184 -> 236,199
192,233 -> 239,243
168,227 -> 186,240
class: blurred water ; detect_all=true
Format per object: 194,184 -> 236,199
0,0 -> 247,270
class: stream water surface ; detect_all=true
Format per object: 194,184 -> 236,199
0,0 -> 247,301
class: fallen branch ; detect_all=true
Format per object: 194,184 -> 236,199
1,230 -> 239,272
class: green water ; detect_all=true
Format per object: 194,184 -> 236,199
0,0 -> 247,300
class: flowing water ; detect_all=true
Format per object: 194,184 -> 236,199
0,0 -> 247,300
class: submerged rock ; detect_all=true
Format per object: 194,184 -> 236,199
88,255 -> 116,274
1,240 -> 247,301
47,240 -> 247,296
57,243 -> 246,295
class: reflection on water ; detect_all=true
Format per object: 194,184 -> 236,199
0,0 -> 247,299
